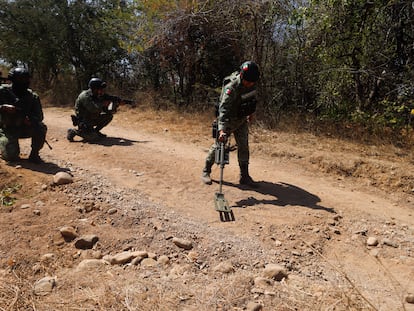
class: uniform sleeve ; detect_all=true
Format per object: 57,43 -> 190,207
30,93 -> 44,122
217,85 -> 235,132
76,92 -> 101,116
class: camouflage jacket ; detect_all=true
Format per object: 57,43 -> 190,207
217,71 -> 257,132
75,89 -> 108,121
0,84 -> 43,128
75,89 -> 105,121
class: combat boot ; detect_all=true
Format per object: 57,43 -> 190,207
28,151 -> 43,164
201,160 -> 214,185
239,162 -> 257,187
67,128 -> 77,142
95,130 -> 107,138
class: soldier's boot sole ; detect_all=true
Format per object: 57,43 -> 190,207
201,172 -> 212,185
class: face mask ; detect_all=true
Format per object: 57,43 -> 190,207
12,81 -> 30,94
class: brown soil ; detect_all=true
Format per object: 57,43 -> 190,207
0,104 -> 413,311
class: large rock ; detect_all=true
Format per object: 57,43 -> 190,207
53,172 -> 73,185
74,235 -> 99,249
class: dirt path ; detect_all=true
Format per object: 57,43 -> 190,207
42,107 -> 414,227
7,106 -> 414,310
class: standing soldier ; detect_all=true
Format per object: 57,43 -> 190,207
0,67 -> 47,163
67,78 -> 114,142
201,61 -> 260,186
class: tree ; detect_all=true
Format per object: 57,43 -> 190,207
0,0 -> 138,90
302,0 -> 414,127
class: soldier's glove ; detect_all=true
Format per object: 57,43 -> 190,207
218,130 -> 228,143
0,104 -> 17,113
247,113 -> 255,123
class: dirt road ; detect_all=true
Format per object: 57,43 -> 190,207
1,105 -> 413,310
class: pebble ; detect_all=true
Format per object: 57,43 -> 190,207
59,226 -> 78,241
157,255 -> 170,265
33,276 -> 56,296
107,208 -> 117,215
109,251 -> 136,265
53,171 -> 73,185
172,237 -> 193,250
213,262 -> 234,274
74,235 -> 99,249
76,259 -> 107,271
141,258 -> 157,267
263,264 -> 288,281
383,238 -> 398,248
246,302 -> 263,311
367,237 -> 379,246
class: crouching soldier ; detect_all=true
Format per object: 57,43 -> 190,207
67,78 -> 115,142
0,67 -> 47,163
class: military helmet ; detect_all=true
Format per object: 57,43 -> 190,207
88,77 -> 107,89
8,67 -> 31,81
240,61 -> 260,82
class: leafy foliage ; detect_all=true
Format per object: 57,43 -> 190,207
0,184 -> 21,207
0,0 -> 137,90
0,0 -> 414,135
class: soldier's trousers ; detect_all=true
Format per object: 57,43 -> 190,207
76,113 -> 113,141
205,120 -> 250,166
0,122 -> 47,161
92,112 -> 113,131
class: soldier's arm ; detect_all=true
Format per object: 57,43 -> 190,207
28,93 -> 44,123
78,95 -> 101,115
217,86 -> 234,132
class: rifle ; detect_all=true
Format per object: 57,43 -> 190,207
102,94 -> 135,112
70,94 -> 135,127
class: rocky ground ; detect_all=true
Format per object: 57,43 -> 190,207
0,104 -> 413,311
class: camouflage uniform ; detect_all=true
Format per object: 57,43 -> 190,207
202,65 -> 258,185
205,71 -> 253,165
72,89 -> 113,141
0,84 -> 47,162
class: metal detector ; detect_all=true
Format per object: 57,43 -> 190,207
214,135 -> 235,222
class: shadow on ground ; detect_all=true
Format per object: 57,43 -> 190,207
216,180 -> 335,213
78,136 -> 148,147
6,159 -> 71,175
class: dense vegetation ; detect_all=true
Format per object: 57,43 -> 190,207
1,0 -> 413,139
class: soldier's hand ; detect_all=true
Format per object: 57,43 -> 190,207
0,104 -> 17,113
218,130 -> 227,142
247,113 -> 255,123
